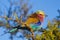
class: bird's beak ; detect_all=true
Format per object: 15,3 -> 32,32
45,14 -> 48,17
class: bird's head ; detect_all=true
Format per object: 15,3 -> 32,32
35,10 -> 45,22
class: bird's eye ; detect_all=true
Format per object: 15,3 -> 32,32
40,14 -> 44,16
40,14 -> 42,15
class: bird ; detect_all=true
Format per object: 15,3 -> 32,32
23,10 -> 45,31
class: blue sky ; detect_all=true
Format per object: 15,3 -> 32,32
0,0 -> 60,40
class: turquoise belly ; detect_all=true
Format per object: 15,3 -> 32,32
30,21 -> 41,31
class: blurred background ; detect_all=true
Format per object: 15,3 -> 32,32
0,0 -> 60,40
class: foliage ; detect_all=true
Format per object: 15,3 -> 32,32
35,19 -> 60,40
